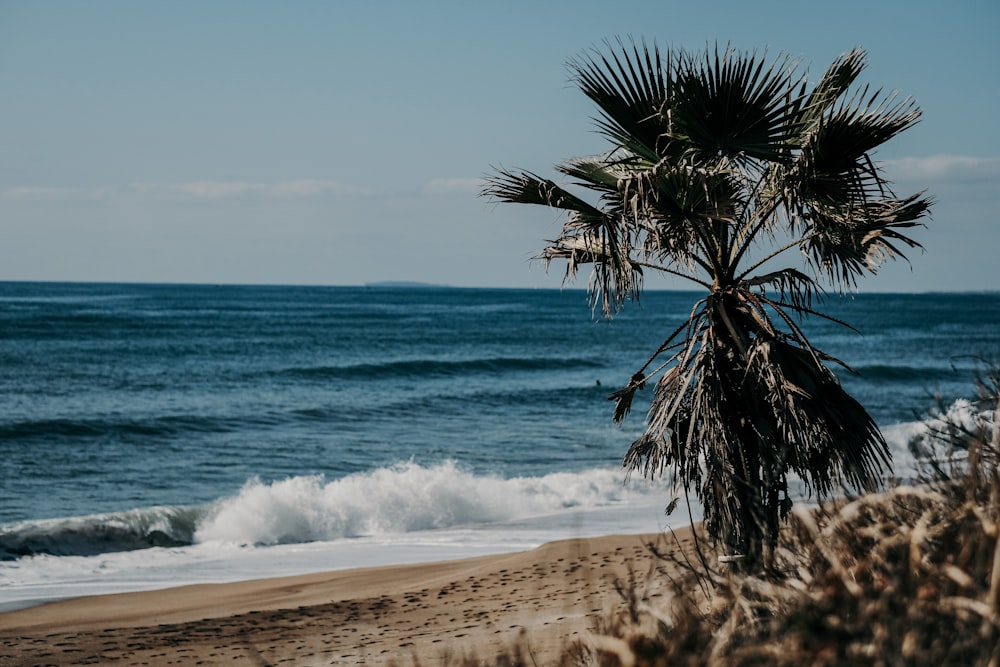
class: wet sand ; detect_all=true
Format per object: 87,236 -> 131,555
0,529 -> 699,665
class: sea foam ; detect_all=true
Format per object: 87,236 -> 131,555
0,462 -> 659,562
194,461 -> 655,545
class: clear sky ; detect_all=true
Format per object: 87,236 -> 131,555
2,1 -> 997,292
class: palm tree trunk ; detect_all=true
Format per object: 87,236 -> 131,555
712,304 -> 766,572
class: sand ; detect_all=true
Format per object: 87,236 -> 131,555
0,529 -> 700,666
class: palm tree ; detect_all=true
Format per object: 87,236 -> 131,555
482,41 -> 932,569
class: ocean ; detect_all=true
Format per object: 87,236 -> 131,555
1,282 -> 997,611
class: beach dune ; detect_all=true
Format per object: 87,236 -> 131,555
0,530 -> 696,666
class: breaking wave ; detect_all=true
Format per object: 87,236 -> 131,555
1,462 -> 653,559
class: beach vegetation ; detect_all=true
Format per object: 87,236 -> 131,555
482,40 -> 932,570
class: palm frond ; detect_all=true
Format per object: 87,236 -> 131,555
625,163 -> 728,267
802,192 -> 932,286
792,88 -> 922,209
569,37 -> 670,162
482,169 -> 642,314
742,268 -> 822,313
796,47 -> 868,125
670,44 -> 802,166
555,157 -> 625,192
481,169 -> 604,217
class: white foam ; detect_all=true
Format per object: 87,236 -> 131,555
194,461 -> 658,545
882,397 -> 991,473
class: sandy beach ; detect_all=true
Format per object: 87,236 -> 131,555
0,529 -> 697,666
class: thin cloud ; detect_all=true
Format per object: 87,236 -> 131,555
268,180 -> 370,197
1,180 -> 370,200
130,180 -> 371,198
884,155 -> 1000,183
131,182 -> 261,198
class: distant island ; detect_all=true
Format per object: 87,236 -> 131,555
363,281 -> 451,288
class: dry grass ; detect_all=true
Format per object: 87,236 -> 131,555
578,482 -> 999,666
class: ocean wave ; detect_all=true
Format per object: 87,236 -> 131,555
847,364 -> 966,382
884,396 -> 991,448
0,506 -> 199,560
277,356 -> 603,381
194,461 -> 652,546
0,381 -> 608,443
0,414 -> 245,442
0,463 -> 655,560
880,397 -> 996,478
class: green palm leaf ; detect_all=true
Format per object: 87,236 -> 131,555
569,38 -> 673,163
670,45 -> 801,165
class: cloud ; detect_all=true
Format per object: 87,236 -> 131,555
421,177 -> 483,196
267,180 -> 370,197
883,155 -> 1000,183
1,180 -> 370,200
130,182 -> 259,198
130,180 -> 371,198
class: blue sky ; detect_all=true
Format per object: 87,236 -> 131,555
2,1 -> 997,292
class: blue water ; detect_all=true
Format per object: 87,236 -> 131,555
1,282 -> 998,564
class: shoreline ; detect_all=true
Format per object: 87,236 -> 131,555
0,529 -> 698,665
